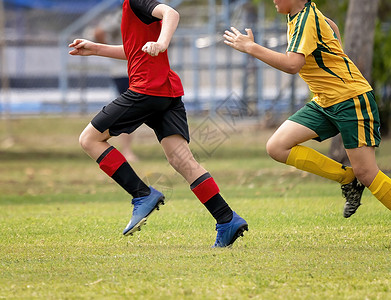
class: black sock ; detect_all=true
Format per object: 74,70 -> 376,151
111,164 -> 150,198
204,194 -> 233,224
190,172 -> 233,224
97,146 -> 150,198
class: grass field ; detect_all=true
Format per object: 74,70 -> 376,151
1,116 -> 390,299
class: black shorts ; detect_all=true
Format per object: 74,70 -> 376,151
91,89 -> 190,143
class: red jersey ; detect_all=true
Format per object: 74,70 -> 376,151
121,0 -> 184,97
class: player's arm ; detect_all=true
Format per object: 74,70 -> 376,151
142,4 -> 180,56
68,39 -> 127,60
224,27 -> 305,74
326,17 -> 342,46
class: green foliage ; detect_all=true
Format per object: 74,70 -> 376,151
378,0 -> 391,22
312,0 -> 349,32
252,0 -> 349,26
373,21 -> 391,86
373,21 -> 391,135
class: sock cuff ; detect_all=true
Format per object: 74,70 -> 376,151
286,145 -> 302,166
96,146 -> 115,163
368,170 -> 391,210
369,170 -> 389,194
190,172 -> 211,189
191,176 -> 220,204
98,147 -> 127,177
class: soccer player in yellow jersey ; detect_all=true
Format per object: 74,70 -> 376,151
224,0 -> 391,217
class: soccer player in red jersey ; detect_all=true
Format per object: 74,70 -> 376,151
69,0 -> 247,247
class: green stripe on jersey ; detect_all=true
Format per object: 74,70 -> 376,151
312,5 -> 353,80
343,57 -> 353,79
288,12 -> 304,52
313,45 -> 345,83
312,5 -> 332,52
292,7 -> 311,52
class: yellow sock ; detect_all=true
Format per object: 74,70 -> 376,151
286,145 -> 355,185
368,171 -> 391,210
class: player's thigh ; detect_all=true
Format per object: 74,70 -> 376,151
267,120 -> 318,150
79,123 -> 112,159
161,134 -> 193,164
268,101 -> 339,150
79,123 -> 111,145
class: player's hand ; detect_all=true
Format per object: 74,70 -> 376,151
223,27 -> 255,53
142,41 -> 167,57
68,39 -> 97,56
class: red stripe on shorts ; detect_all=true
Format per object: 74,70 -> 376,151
191,177 -> 220,204
99,148 -> 127,177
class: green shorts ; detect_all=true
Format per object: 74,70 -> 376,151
288,91 -> 381,149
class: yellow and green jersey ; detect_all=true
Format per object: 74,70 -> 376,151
286,1 -> 372,107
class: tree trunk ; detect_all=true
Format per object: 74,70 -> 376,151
344,0 -> 379,83
328,0 -> 380,164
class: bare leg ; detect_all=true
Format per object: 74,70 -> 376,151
346,146 -> 391,211
266,120 -> 318,162
79,123 -> 112,160
160,134 -> 247,240
120,133 -> 139,162
345,146 -> 379,187
267,120 -> 355,184
79,122 -> 150,199
160,134 -> 207,184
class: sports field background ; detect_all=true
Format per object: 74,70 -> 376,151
0,116 -> 390,299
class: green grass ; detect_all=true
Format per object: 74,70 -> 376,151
0,116 -> 391,299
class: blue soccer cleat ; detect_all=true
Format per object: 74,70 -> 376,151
123,186 -> 165,236
212,211 -> 248,248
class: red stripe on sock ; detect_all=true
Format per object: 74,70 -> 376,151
99,148 -> 127,177
192,177 -> 220,204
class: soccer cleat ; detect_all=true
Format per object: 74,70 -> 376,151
123,186 -> 165,236
212,211 -> 248,248
341,178 -> 365,218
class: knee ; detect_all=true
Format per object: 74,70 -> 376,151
266,138 -> 277,159
79,129 -> 96,153
266,138 -> 286,163
352,166 -> 379,187
79,131 -> 89,151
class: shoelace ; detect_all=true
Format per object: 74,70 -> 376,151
215,224 -> 227,240
132,199 -> 142,213
214,232 -> 224,246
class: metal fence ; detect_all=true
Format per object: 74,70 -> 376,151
0,0 -> 309,120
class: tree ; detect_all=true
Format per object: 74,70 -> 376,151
328,0 -> 380,165
344,0 -> 380,82
372,1 -> 391,137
